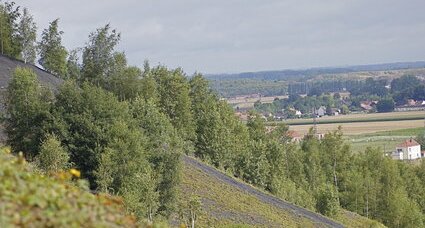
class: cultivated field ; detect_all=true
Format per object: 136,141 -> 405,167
226,95 -> 288,109
347,128 -> 424,153
282,110 -> 425,125
289,119 -> 424,135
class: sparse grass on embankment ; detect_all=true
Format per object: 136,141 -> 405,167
179,156 -> 384,228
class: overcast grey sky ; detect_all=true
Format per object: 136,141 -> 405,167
14,0 -> 425,74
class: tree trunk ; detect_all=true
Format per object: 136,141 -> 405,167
191,215 -> 195,228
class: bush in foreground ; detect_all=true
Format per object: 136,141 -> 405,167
0,147 -> 138,227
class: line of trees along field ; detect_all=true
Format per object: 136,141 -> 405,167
255,76 -> 425,116
3,2 -> 425,227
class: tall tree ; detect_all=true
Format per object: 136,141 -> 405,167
131,97 -> 183,216
38,18 -> 68,76
152,66 -> 195,147
36,133 -> 69,173
81,24 -> 120,85
107,53 -> 143,100
0,1 -> 21,57
66,49 -> 81,80
5,67 -> 53,158
17,7 -> 36,63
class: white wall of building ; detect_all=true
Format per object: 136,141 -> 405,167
395,145 -> 421,160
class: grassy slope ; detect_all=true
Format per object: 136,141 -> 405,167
180,157 -> 384,228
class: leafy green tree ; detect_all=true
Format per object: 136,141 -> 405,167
6,67 -> 52,158
81,24 -> 120,85
38,18 -> 68,76
99,121 -> 156,221
139,60 -> 159,102
190,74 -> 241,168
17,7 -> 36,63
341,161 -> 367,215
414,160 -> 425,213
377,158 -> 423,227
315,184 -> 339,216
326,105 -> 332,116
333,92 -> 341,100
36,133 -> 69,173
308,86 -> 323,96
340,104 -> 349,114
53,81 -> 133,184
107,53 -> 143,101
416,132 -> 425,149
131,97 -> 183,216
0,1 -> 21,57
152,66 -> 195,145
301,135 -> 325,191
320,128 -> 352,199
376,97 -> 395,113
94,148 -> 114,193
391,75 -> 420,94
179,196 -> 202,228
120,166 -> 158,222
66,49 -> 81,80
53,81 -> 159,220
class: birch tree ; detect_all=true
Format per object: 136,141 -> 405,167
17,7 -> 36,63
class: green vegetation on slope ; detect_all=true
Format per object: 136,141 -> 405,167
179,156 -> 384,228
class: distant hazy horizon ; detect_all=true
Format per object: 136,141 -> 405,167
14,0 -> 425,74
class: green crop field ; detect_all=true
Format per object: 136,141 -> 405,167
289,119 -> 424,135
278,111 -> 425,136
346,127 -> 424,153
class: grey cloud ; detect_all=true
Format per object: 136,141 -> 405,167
15,0 -> 425,74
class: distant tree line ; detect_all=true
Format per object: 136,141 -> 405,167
255,75 -> 425,116
209,79 -> 287,97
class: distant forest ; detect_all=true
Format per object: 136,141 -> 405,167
207,62 -> 425,97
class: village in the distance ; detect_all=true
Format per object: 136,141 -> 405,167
216,66 -> 425,161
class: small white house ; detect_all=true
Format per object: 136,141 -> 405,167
315,106 -> 326,117
392,139 -> 422,160
295,110 -> 302,117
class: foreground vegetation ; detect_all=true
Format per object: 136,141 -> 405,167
0,147 -> 138,227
